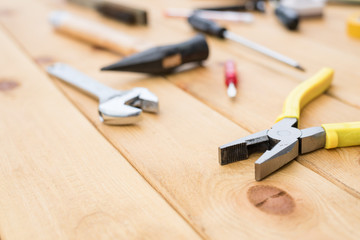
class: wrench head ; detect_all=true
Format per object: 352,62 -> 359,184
98,88 -> 159,125
99,96 -> 142,125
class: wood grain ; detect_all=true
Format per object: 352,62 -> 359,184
0,25 -> 200,240
156,1 -> 360,109
167,58 -> 360,197
146,0 -> 360,197
1,0 -> 360,239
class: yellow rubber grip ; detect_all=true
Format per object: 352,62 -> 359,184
276,68 -> 334,123
322,122 -> 360,149
347,12 -> 360,39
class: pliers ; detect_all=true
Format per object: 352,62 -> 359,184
219,68 -> 360,181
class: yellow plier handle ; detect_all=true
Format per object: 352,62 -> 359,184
322,122 -> 360,149
276,67 -> 334,123
276,67 -> 360,149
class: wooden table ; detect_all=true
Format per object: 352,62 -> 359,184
1,0 -> 360,239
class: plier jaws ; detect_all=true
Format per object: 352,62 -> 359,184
219,118 -> 326,180
219,129 -> 269,165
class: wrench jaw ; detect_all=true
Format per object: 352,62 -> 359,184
219,130 -> 270,165
127,87 -> 159,113
99,97 -> 142,125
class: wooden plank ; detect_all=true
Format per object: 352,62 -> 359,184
0,25 -> 200,240
299,5 -> 360,56
2,0 -> 360,239
226,18 -> 360,108
231,8 -> 360,109
109,0 -> 360,197
154,1 -> 360,109
126,0 -> 360,197
167,59 -> 360,197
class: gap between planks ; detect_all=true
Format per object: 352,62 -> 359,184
0,22 -> 208,240
30,0 -> 360,199
7,0 -> 360,201
0,0 -> 356,239
0,24 -> 203,240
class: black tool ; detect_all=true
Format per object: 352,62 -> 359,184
101,34 -> 209,74
67,0 -> 148,25
96,1 -> 148,25
275,5 -> 300,30
198,0 -> 266,13
188,14 -> 304,71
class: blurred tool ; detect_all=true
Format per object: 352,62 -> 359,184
219,68 -> 360,180
96,1 -> 147,25
165,8 -> 253,23
47,63 -> 158,125
67,0 -> 97,8
274,4 -> 300,30
280,0 -> 324,18
101,34 -> 209,74
49,11 -> 152,55
224,60 -> 238,98
347,12 -> 360,38
68,0 -> 148,25
328,0 -> 360,4
198,0 -> 266,13
188,14 -> 305,71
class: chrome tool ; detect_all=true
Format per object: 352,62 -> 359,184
280,0 -> 325,18
219,68 -> 360,180
47,63 -> 158,125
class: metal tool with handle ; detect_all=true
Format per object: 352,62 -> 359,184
188,14 -> 305,71
219,67 -> 360,180
47,63 -> 158,125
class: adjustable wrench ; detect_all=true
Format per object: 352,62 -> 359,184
47,63 -> 158,125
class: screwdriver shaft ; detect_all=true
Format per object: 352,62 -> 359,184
223,31 -> 304,71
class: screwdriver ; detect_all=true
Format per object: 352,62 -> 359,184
188,14 -> 305,71
224,60 -> 238,98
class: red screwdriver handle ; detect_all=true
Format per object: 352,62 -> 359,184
225,60 -> 238,87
